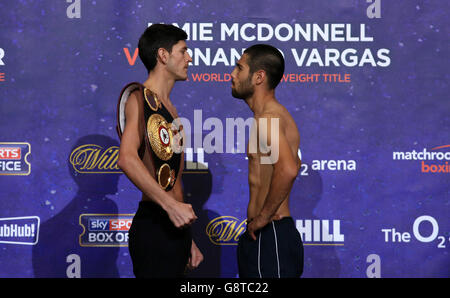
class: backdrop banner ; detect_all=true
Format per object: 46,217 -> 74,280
0,0 -> 448,278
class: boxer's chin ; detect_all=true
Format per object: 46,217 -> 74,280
231,88 -> 242,99
231,87 -> 252,100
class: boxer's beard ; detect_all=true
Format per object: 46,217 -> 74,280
232,75 -> 254,100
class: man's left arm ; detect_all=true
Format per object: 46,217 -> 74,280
247,115 -> 299,240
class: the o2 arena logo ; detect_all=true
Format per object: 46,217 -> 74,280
393,145 -> 450,173
0,142 -> 31,175
69,144 -> 121,174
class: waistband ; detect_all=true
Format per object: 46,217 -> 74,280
246,216 -> 295,234
267,216 -> 294,228
134,200 -> 167,219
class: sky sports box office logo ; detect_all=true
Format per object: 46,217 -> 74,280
0,143 -> 31,175
0,216 -> 40,245
79,214 -> 133,247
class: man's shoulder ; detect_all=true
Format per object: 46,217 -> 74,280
257,104 -> 285,123
124,90 -> 139,108
258,101 -> 297,132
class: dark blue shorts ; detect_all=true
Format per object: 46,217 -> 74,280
237,217 -> 304,278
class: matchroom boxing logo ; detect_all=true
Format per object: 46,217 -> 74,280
393,145 -> 450,173
0,143 -> 31,175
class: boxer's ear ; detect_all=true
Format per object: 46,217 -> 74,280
254,70 -> 266,86
157,48 -> 169,64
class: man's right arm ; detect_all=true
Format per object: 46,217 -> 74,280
117,91 -> 196,228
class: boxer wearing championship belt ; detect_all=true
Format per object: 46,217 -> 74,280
118,83 -> 181,191
116,24 -> 203,278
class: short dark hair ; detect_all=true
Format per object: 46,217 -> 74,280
138,24 -> 188,73
244,44 -> 285,89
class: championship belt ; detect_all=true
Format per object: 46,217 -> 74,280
116,82 -> 182,191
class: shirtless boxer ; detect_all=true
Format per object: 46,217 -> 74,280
231,44 -> 304,278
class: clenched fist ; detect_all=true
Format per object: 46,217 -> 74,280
166,200 -> 197,228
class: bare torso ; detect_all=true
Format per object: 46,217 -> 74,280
246,100 -> 300,220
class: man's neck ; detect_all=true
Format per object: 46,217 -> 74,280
142,70 -> 175,105
246,88 -> 276,115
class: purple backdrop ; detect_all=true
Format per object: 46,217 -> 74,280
0,0 -> 448,278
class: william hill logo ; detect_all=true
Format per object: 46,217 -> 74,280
206,216 -> 246,245
69,144 -> 121,174
206,216 -> 345,246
